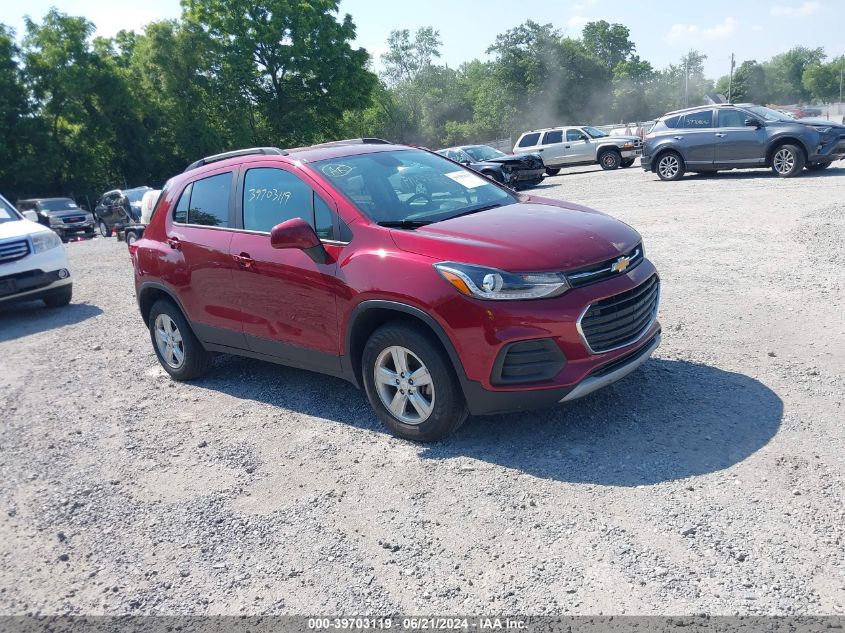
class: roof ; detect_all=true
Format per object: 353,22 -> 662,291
662,103 -> 754,117
18,197 -> 75,202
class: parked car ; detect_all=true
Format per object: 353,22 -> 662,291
15,198 -> 95,242
133,141 -> 661,442
94,186 -> 153,237
121,189 -> 162,248
437,145 -> 545,189
1,193 -> 73,308
513,126 -> 643,173
642,103 -> 845,181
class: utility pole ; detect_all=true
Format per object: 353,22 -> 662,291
684,59 -> 689,108
840,57 -> 843,103
728,53 -> 735,102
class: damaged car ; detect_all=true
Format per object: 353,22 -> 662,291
437,145 -> 545,189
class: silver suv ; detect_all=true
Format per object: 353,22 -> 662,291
513,126 -> 642,174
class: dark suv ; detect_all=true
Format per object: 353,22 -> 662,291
94,187 -> 153,237
643,103 -> 845,180
133,141 -> 661,441
16,198 -> 95,241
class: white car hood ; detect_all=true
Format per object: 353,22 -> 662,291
0,218 -> 52,240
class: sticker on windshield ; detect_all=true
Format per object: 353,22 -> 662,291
444,170 -> 487,189
0,209 -> 10,219
321,163 -> 354,177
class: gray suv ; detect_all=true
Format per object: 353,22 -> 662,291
642,104 -> 845,181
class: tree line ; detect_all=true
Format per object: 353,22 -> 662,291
1,0 -> 842,203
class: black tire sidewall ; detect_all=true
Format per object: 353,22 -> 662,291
599,150 -> 621,170
99,222 -> 109,237
772,144 -> 805,177
656,151 -> 685,181
148,299 -> 211,380
545,168 -> 561,176
362,324 -> 468,442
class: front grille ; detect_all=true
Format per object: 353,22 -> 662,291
567,244 -> 643,288
491,338 -> 566,385
578,275 -> 660,354
63,216 -> 86,224
0,239 -> 30,263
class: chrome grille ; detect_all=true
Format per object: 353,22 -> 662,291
567,245 -> 643,288
578,275 -> 660,354
63,216 -> 86,224
0,239 -> 30,263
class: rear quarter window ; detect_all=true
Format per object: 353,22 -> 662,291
661,116 -> 682,129
517,133 -> 541,148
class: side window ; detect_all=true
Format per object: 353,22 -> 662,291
542,130 -> 563,145
517,133 -> 541,148
681,110 -> 713,129
313,194 -> 335,240
662,115 -> 682,129
243,168 -> 314,233
173,183 -> 192,224
566,129 -> 584,142
188,173 -> 231,227
717,109 -> 747,128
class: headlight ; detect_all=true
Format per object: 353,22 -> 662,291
31,230 -> 62,253
621,143 -> 635,150
48,215 -> 63,226
813,126 -> 831,134
434,262 -> 570,300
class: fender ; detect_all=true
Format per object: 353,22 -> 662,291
136,280 -> 189,326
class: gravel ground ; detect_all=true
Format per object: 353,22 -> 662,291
1,163 -> 843,616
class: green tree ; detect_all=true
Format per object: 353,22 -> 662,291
716,60 -> 768,104
802,57 -> 844,102
183,0 -> 377,146
0,24 -> 36,199
582,20 -> 635,72
381,27 -> 442,86
765,46 -> 825,103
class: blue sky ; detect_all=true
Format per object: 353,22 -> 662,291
2,0 -> 843,79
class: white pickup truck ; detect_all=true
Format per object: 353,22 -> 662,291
0,193 -> 73,308
513,125 -> 643,174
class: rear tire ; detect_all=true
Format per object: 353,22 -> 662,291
43,284 -> 72,308
655,151 -> 685,181
599,149 -> 621,170
98,221 -> 110,238
126,231 -> 139,247
545,167 -> 561,176
770,144 -> 805,177
362,323 -> 468,442
148,299 -> 212,380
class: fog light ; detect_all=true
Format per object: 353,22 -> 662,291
58,269 -> 70,279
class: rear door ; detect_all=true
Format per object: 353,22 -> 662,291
676,109 -> 716,166
714,108 -> 767,166
229,163 -> 346,372
537,130 -> 567,166
165,170 -> 246,348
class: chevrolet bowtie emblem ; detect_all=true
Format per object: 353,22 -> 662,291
611,256 -> 631,274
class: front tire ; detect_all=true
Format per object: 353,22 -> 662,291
43,284 -> 72,308
655,151 -> 685,181
126,231 -> 139,247
599,149 -> 621,170
148,299 -> 212,380
545,167 -> 561,176
98,221 -> 110,237
620,158 -> 636,168
362,323 -> 468,442
771,144 -> 805,177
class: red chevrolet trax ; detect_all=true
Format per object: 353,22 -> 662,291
132,140 -> 661,441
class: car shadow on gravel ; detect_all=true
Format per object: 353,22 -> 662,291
686,167 -> 845,180
418,359 -> 783,486
201,356 -> 781,486
0,301 -> 103,343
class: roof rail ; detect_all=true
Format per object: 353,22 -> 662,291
183,147 -> 288,173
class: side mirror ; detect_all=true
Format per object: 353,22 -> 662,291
270,217 -> 329,264
581,135 -> 590,142
745,118 -> 763,128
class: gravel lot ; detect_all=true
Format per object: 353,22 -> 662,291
1,163 -> 843,616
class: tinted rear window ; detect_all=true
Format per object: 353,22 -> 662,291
680,111 -> 713,128
188,174 -> 231,227
662,116 -> 681,129
542,130 -> 563,144
517,133 -> 541,148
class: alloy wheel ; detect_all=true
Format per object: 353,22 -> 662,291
658,155 -> 680,179
374,345 -> 435,425
99,222 -> 109,237
773,148 -> 795,175
154,314 -> 185,369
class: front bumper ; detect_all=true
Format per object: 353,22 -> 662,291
812,136 -> 845,162
0,239 -> 72,304
52,220 -> 95,236
621,148 -> 643,159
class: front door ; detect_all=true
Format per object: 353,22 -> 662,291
230,164 -> 344,374
563,128 -> 595,164
714,108 -> 767,167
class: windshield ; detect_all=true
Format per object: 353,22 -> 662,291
464,146 -> 507,161
39,198 -> 78,211
583,126 -> 609,138
745,106 -> 792,122
312,149 -> 517,226
0,195 -> 21,223
125,189 -> 148,204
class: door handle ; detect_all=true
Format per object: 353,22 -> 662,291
564,145 -> 571,148
537,149 -> 544,152
166,237 -> 181,250
715,133 -> 727,138
673,136 -> 684,140
233,253 -> 255,269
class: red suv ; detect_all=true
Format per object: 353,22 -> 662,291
133,140 -> 661,441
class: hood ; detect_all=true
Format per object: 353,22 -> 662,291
0,217 -> 53,240
482,153 -> 543,168
40,208 -> 88,218
795,117 -> 845,129
389,200 -> 640,272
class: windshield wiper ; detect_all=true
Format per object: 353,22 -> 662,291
442,203 -> 503,221
377,220 -> 433,229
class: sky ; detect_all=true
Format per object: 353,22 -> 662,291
2,0 -> 843,80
